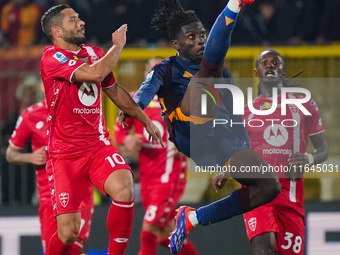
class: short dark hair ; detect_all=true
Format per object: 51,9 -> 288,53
151,0 -> 201,40
41,4 -> 70,41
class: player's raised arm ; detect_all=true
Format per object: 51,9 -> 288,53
72,24 -> 127,84
104,83 -> 165,148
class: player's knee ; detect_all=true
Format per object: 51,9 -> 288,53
58,224 -> 79,244
262,178 -> 281,202
111,184 -> 134,202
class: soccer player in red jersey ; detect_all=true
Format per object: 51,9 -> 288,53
114,57 -> 199,255
240,49 -> 328,255
6,99 -> 94,254
40,4 -> 163,255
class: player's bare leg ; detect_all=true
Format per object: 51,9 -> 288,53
251,232 -> 276,255
170,148 -> 280,254
48,213 -> 81,255
104,169 -> 134,255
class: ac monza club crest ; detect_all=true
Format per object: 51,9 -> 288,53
248,217 -> 257,232
289,104 -> 299,113
59,192 -> 69,208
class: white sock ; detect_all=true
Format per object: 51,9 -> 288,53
227,0 -> 241,13
188,211 -> 199,227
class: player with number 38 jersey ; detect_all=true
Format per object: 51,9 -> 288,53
242,49 -> 328,255
244,93 -> 324,203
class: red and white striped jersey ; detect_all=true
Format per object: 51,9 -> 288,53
244,93 -> 325,203
40,44 -> 115,157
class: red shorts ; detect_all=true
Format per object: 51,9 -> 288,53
243,198 -> 305,255
46,144 -> 132,216
39,185 -> 94,253
141,181 -> 186,229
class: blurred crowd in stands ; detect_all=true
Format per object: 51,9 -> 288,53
0,0 -> 340,48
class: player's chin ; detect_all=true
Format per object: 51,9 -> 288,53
194,54 -> 203,63
260,77 -> 282,84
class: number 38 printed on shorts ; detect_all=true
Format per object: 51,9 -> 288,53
281,232 -> 303,254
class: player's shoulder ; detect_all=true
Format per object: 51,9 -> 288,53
153,57 -> 172,71
42,45 -> 71,64
24,101 -> 47,116
81,44 -> 104,55
81,44 -> 102,51
288,92 -> 317,106
144,58 -> 171,81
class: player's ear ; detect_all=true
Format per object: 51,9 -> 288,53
254,68 -> 259,77
171,40 -> 180,50
282,70 -> 287,78
52,26 -> 62,38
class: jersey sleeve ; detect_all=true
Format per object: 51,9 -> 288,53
305,99 -> 325,136
89,46 -> 116,89
8,111 -> 31,149
41,49 -> 85,82
114,117 -> 134,145
101,72 -> 116,89
133,63 -> 166,110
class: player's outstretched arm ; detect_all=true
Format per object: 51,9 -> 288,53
72,24 -> 128,84
6,145 -> 46,166
104,83 -> 164,147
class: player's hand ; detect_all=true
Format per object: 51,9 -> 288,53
168,148 -> 187,159
288,152 -> 308,165
112,24 -> 127,49
144,121 -> 165,148
174,150 -> 186,159
287,152 -> 306,180
213,172 -> 229,193
30,147 -> 46,165
124,134 -> 143,152
116,110 -> 130,128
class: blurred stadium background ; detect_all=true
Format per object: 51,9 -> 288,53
0,44 -> 339,254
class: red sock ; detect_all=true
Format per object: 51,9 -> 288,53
48,231 -> 74,255
70,240 -> 83,254
158,237 -> 200,255
138,230 -> 157,255
107,199 -> 134,255
179,239 -> 200,255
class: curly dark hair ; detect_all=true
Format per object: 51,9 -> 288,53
151,0 -> 201,40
